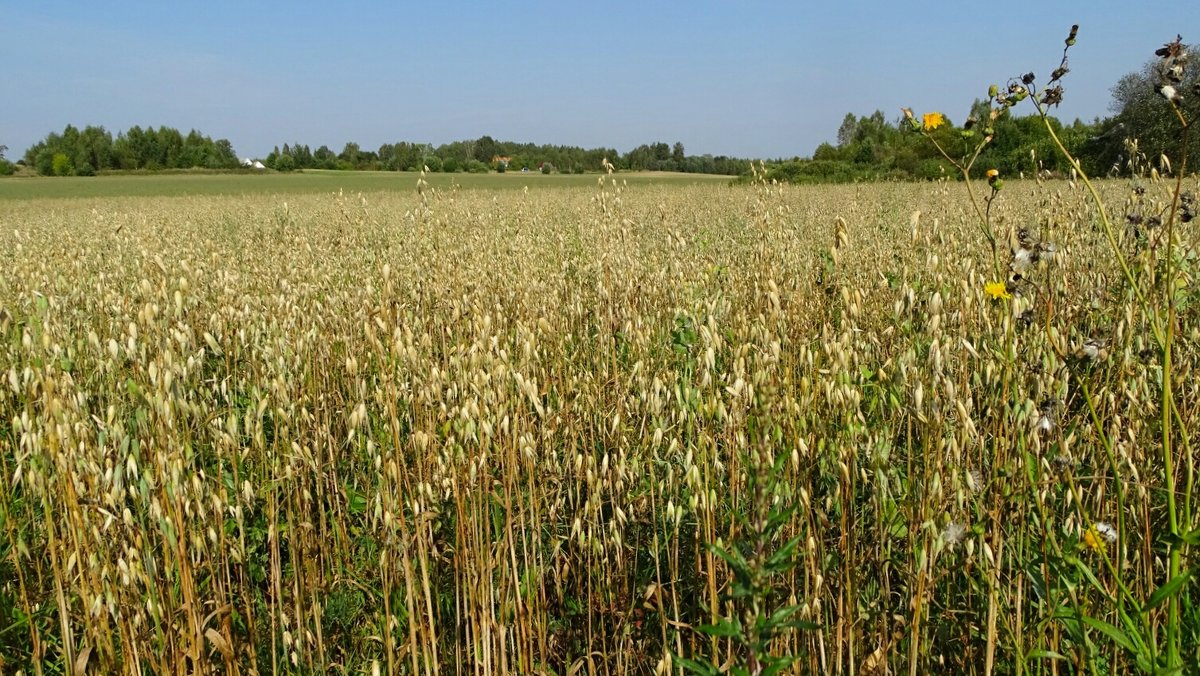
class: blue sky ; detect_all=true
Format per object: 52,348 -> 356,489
3,2 -> 1196,160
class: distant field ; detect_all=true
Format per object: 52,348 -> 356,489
0,169 -> 732,200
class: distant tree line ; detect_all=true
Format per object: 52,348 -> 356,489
262,135 -> 751,175
11,127 -> 752,177
19,125 -> 239,176
759,107 -> 1097,184
10,49 -> 1190,182
760,47 -> 1198,184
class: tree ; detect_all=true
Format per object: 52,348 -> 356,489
812,142 -> 841,162
314,145 -> 338,169
473,135 -> 498,164
836,113 -> 858,147
672,142 -> 685,163
52,152 -> 74,176
339,142 -> 361,168
211,139 -> 238,169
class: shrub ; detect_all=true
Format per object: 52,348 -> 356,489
51,153 -> 74,176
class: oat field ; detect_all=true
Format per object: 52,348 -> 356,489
1,174 -> 1197,674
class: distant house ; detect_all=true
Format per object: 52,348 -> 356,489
240,158 -> 267,170
491,155 -> 511,168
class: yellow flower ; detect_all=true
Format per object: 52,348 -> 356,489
984,281 -> 1011,300
923,112 -> 945,130
986,169 -> 1000,179
1082,525 -> 1105,552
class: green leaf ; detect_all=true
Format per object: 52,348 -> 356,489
1146,570 -> 1192,611
765,535 -> 802,572
673,656 -> 720,676
1025,649 -> 1067,661
765,505 -> 796,534
761,656 -> 798,676
1181,527 -> 1200,546
1075,614 -> 1138,655
1070,557 -> 1116,603
697,618 -> 743,638
766,605 -> 802,627
708,543 -> 751,579
347,489 -> 368,515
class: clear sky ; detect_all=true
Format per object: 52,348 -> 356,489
3,2 -> 1197,161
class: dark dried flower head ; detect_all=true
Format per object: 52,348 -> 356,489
1066,25 -> 1079,47
1156,35 -> 1185,59
1042,86 -> 1064,107
1022,72 -> 1036,86
1073,338 -> 1108,363
1036,400 -> 1058,434
1036,411 -> 1055,435
1017,308 -> 1036,329
1050,66 -> 1070,82
1051,453 -> 1075,472
1017,227 -> 1035,248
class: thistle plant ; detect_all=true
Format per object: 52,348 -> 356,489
914,25 -> 1198,673
676,450 -> 817,676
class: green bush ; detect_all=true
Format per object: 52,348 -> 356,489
0,160 -> 13,176
51,153 -> 74,176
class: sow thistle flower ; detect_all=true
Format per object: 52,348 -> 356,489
984,281 -> 1011,300
923,112 -> 946,130
986,168 -> 1003,191
1082,522 -> 1118,552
